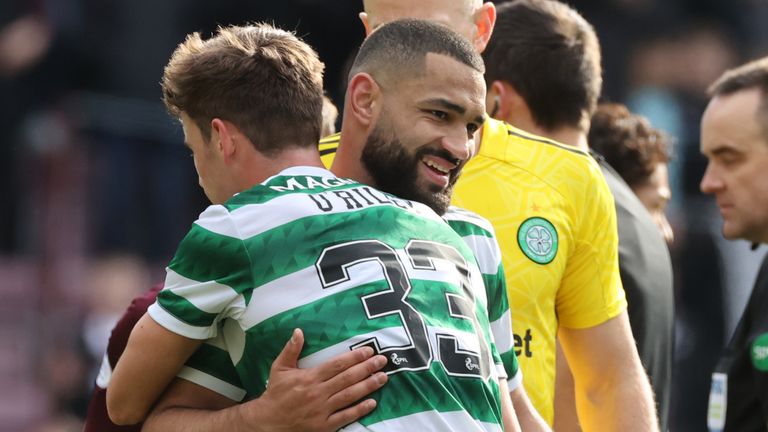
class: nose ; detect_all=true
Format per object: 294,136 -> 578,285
700,163 -> 723,195
442,129 -> 473,162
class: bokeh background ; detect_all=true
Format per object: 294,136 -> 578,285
1,1 -> 766,430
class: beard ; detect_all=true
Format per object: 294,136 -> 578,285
361,122 -> 461,215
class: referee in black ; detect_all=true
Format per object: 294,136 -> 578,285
700,56 -> 768,431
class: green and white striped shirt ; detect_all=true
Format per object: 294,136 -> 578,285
443,206 -> 520,392
149,166 -> 509,431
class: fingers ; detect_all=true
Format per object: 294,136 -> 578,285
271,328 -> 304,370
322,353 -> 387,396
314,346 -> 376,382
326,371 -> 387,411
326,398 -> 378,431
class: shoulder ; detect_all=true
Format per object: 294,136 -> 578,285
749,253 -> 768,318
443,206 -> 496,238
184,204 -> 244,242
481,119 -> 594,164
755,253 -> 768,290
443,207 -> 502,273
477,120 -> 606,197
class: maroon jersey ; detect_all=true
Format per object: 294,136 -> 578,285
83,284 -> 161,432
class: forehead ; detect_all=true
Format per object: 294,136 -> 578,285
393,53 -> 485,111
701,88 -> 767,153
367,0 -> 475,29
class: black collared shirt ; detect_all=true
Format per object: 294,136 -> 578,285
709,253 -> 768,431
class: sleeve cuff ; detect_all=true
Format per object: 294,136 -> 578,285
148,302 -> 218,340
177,366 -> 247,402
507,368 -> 523,392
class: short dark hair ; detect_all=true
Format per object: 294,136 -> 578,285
350,18 -> 484,85
484,0 -> 602,131
588,103 -> 671,188
708,56 -> 768,138
162,23 -> 325,155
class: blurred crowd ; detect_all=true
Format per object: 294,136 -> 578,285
0,0 -> 766,431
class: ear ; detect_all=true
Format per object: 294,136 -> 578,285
489,80 -> 534,127
210,118 -> 237,164
347,72 -> 379,127
487,80 -> 510,120
473,2 -> 497,53
359,12 -> 373,36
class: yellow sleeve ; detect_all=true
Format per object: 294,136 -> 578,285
556,163 -> 626,329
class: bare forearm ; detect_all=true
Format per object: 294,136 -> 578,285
140,379 -> 268,432
560,314 -> 659,432
575,364 -> 658,432
510,385 -> 551,432
142,403 -> 262,432
553,340 -> 580,432
143,333 -> 387,432
498,380 -> 522,432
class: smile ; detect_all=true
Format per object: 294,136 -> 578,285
420,155 -> 458,189
424,158 -> 451,174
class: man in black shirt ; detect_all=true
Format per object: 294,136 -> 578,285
701,56 -> 768,431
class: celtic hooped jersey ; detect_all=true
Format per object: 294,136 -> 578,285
148,166 -> 507,431
319,133 -> 520,389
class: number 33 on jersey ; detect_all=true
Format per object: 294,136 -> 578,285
148,167 -> 515,431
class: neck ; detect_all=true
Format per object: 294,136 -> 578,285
515,119 -> 589,151
263,146 -> 325,175
540,125 -> 590,151
503,106 -> 590,151
333,123 -> 379,186
241,146 -> 324,189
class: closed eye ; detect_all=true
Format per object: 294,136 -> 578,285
709,145 -> 743,164
713,151 -> 743,167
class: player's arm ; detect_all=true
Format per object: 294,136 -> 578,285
84,285 -> 163,432
142,329 -> 388,432
498,379 -> 522,432
558,312 -> 658,432
107,313 -> 202,425
553,339 -> 580,432
511,385 -> 551,432
486,266 -> 549,431
108,206 -> 250,424
556,165 -> 657,430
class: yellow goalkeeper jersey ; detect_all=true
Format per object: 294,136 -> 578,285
451,118 -> 626,424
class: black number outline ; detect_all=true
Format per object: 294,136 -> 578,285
316,239 -> 492,380
316,240 -> 432,374
406,240 -> 492,380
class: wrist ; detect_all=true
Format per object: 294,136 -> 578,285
235,398 -> 271,432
